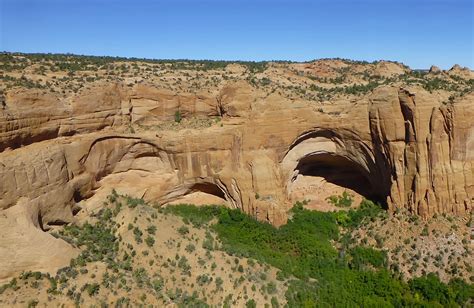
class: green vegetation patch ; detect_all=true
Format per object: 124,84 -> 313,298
166,200 -> 473,307
162,204 -> 222,227
349,246 -> 387,270
3,192 -> 470,307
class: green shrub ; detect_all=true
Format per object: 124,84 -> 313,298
421,225 -> 429,236
146,225 -> 157,235
133,227 -> 143,243
215,277 -> 223,288
270,297 -> 279,308
178,225 -> 189,235
47,277 -> 58,294
133,268 -> 149,287
202,231 -> 215,250
164,204 -> 221,227
326,191 -> 353,207
174,110 -> 182,123
125,196 -> 145,208
145,236 -> 155,247
349,246 -> 387,270
152,278 -> 164,292
185,243 -> 196,253
266,282 -> 277,294
196,274 -> 211,286
83,283 -> 100,296
245,299 -> 256,308
409,273 -> 450,303
448,278 -> 474,305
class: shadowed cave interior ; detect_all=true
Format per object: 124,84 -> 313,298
294,153 -> 387,207
188,183 -> 227,200
165,182 -> 229,206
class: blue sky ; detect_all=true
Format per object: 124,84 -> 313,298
1,0 -> 472,69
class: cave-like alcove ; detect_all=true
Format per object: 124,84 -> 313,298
294,153 -> 386,206
163,181 -> 230,207
188,183 -> 227,199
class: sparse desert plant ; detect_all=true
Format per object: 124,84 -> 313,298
133,227 -> 143,243
27,299 -> 39,308
145,236 -> 155,247
266,281 -> 277,294
215,277 -> 223,289
146,225 -> 157,235
196,274 -> 212,286
178,225 -> 190,235
326,191 -> 353,207
202,232 -> 215,250
421,225 -> 429,236
174,110 -> 182,123
82,283 -> 100,296
185,243 -> 196,253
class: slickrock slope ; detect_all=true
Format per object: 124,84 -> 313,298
0,53 -> 472,280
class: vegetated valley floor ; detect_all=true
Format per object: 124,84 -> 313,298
0,192 -> 472,307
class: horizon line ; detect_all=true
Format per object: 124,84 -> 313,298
4,50 -> 469,71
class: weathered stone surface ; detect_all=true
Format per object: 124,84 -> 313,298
429,65 -> 442,74
369,87 -> 473,216
1,83 -> 471,220
129,83 -> 220,124
0,76 -> 472,281
0,198 -> 79,282
447,64 -> 474,79
0,82 -> 127,151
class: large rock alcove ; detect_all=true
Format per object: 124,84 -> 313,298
281,129 -> 390,211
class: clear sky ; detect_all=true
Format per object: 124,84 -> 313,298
1,0 -> 473,69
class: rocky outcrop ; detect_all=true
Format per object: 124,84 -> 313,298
0,198 -> 79,282
429,65 -> 442,74
0,83 -> 127,151
129,84 -> 220,124
371,61 -> 408,77
447,64 -> 474,79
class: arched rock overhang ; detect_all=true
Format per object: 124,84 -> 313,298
281,128 -> 391,207
158,177 -> 241,209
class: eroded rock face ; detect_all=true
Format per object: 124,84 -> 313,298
1,83 -> 471,219
429,65 -> 442,74
369,87 -> 473,216
448,64 -> 474,79
0,78 -> 472,281
0,198 -> 79,282
0,83 -> 128,151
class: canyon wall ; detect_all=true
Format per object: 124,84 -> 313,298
0,81 -> 472,282
1,82 -> 472,226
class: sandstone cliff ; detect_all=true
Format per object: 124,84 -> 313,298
0,55 -> 472,280
1,83 -> 471,223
